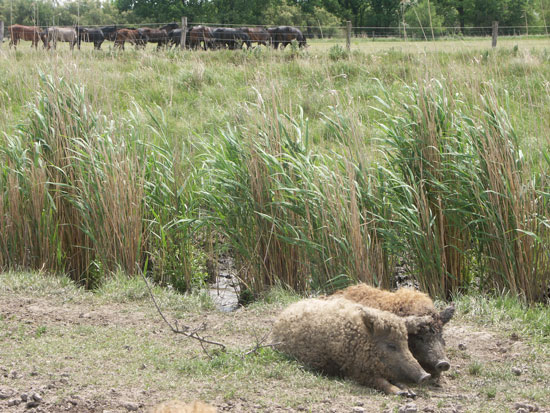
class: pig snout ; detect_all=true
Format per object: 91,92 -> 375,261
435,360 -> 450,372
398,358 -> 431,384
417,371 -> 432,383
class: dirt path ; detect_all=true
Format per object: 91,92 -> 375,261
1,285 -> 548,413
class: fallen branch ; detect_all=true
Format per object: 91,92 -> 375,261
242,328 -> 280,357
140,270 -> 226,358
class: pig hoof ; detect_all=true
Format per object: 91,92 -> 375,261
396,389 -> 417,398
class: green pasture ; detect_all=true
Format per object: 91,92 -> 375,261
3,34 -> 550,53
310,36 -> 550,52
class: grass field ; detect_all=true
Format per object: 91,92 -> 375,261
0,36 -> 549,299
311,36 -> 550,53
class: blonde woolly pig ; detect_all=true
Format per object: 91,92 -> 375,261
331,284 -> 455,377
273,297 -> 431,395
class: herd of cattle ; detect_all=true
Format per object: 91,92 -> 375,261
6,23 -> 307,51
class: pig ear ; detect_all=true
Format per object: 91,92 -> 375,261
403,315 -> 432,334
360,308 -> 376,335
440,304 -> 455,325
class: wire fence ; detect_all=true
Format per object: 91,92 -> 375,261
1,20 -> 549,45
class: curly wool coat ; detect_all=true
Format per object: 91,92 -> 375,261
272,297 -> 429,394
332,284 -> 436,316
330,284 -> 455,376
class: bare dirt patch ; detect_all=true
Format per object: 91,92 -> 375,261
1,284 -> 549,413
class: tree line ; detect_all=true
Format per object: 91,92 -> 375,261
1,0 -> 549,35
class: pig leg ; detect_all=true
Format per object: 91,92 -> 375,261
393,382 -> 417,398
373,378 -> 417,397
373,378 -> 404,395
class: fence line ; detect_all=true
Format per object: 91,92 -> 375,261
2,19 -> 550,43
2,20 -> 550,31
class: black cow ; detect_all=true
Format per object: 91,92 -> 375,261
268,26 -> 307,49
241,27 -> 270,46
168,28 -> 191,48
76,26 -> 105,50
100,25 -> 119,42
213,28 -> 251,50
160,22 -> 180,32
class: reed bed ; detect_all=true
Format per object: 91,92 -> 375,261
0,45 -> 548,302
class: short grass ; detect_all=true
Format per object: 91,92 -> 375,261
310,36 -> 550,53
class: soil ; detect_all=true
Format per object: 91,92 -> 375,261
0,288 -> 548,413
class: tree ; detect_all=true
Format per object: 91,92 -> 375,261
404,0 -> 445,38
304,6 -> 343,37
263,1 -> 305,26
363,0 -> 402,27
210,0 -> 274,25
115,0 -> 184,23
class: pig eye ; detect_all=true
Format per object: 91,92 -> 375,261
387,343 -> 398,351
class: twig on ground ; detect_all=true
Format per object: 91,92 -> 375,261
242,328 -> 280,357
140,270 -> 226,358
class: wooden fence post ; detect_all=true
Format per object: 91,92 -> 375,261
346,21 -> 351,51
0,21 -> 4,49
492,21 -> 498,48
181,17 -> 187,50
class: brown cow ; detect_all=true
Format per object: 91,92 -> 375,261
188,25 -> 214,50
137,27 -> 169,50
7,24 -> 43,49
114,28 -> 141,50
241,27 -> 270,46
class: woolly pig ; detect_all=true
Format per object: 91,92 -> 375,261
150,400 -> 217,413
331,284 -> 455,376
272,297 -> 431,395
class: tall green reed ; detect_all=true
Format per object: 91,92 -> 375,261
201,93 -> 386,294
0,74 -> 204,289
375,79 -> 550,301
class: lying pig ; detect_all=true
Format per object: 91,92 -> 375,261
273,297 -> 431,395
331,284 -> 455,377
